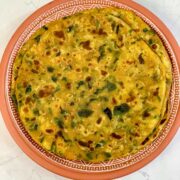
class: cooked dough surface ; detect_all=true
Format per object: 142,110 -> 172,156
11,8 -> 172,162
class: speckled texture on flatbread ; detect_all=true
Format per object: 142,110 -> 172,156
11,7 -> 172,162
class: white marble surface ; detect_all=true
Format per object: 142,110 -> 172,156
0,0 -> 180,180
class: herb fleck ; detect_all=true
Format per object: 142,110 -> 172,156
143,28 -> 148,32
71,121 -> 76,128
67,25 -> 74,32
33,108 -> 40,116
114,103 -> 130,115
51,141 -> 56,153
54,117 -> 64,128
78,109 -> 93,118
103,107 -> 112,120
11,94 -> 18,106
148,39 -> 153,45
77,80 -> 85,89
29,123 -> 38,131
42,26 -> 48,30
104,152 -> 111,158
56,51 -> 61,57
98,44 -> 106,62
34,35 -> 41,43
95,140 -> 106,148
51,76 -> 58,82
106,81 -> 117,92
25,85 -> 32,93
86,152 -> 93,160
47,66 -> 54,72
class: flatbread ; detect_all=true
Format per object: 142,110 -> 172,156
11,7 -> 172,162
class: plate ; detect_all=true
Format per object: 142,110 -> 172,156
0,0 -> 180,179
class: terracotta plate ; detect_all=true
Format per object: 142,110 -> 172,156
0,0 -> 180,179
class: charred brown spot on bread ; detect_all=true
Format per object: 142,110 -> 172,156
98,28 -> 107,35
153,88 -> 159,96
90,147 -> 94,151
46,51 -> 51,56
31,69 -> 38,74
111,133 -> 122,139
85,76 -> 92,82
152,44 -> 157,50
126,60 -> 134,65
126,95 -> 135,102
23,81 -> 28,88
56,131 -> 63,137
76,68 -> 81,72
118,35 -> 123,41
101,70 -> 107,76
119,81 -> 124,89
134,132 -> 140,137
92,28 -> 107,35
34,60 -> 40,65
130,131 -> 140,137
78,141 -> 89,147
38,85 -> 54,98
45,129 -> 54,134
138,53 -> 144,64
80,40 -> 91,50
78,140 -> 93,149
119,43 -> 124,47
31,117 -> 36,121
112,97 -> 117,105
135,122 -> 140,127
141,137 -> 149,145
54,31 -> 65,39
66,82 -> 71,89
88,140 -> 93,145
133,29 -> 140,32
96,117 -> 102,124
39,90 -> 45,98
70,102 -> 75,106
143,110 -> 150,118
92,29 -> 96,34
160,118 -> 166,125
25,97 -> 31,104
23,107 -> 29,113
53,48 -> 58,52
59,41 -> 64,45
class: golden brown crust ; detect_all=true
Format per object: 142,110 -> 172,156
11,7 -> 172,162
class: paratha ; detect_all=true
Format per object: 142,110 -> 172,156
11,7 -> 172,162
